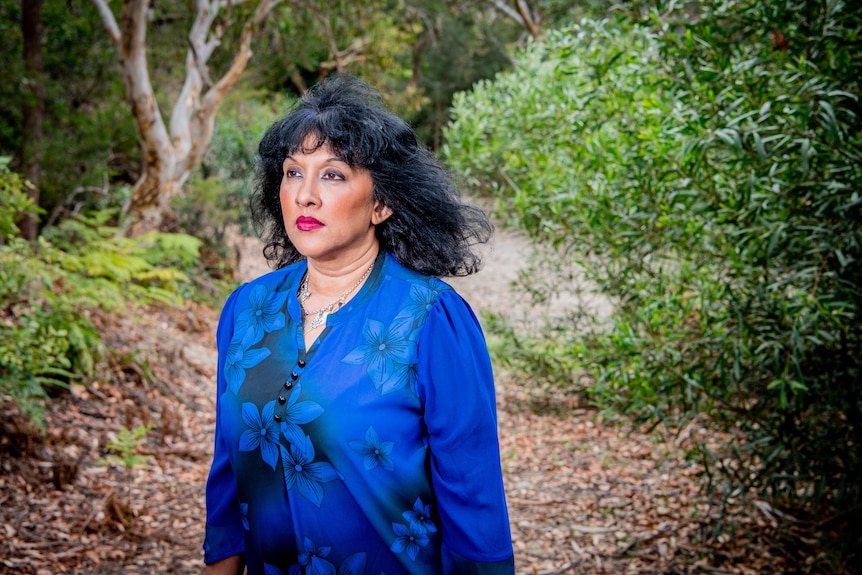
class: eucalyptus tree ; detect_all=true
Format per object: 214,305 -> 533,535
90,0 -> 281,236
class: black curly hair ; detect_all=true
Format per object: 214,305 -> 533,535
250,73 -> 492,277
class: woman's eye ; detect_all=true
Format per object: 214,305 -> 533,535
322,170 -> 344,180
285,168 -> 300,178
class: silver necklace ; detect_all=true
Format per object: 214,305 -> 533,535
298,262 -> 374,329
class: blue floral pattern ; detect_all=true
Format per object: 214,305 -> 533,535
263,565 -> 302,575
389,521 -> 430,561
348,426 -> 395,471
204,253 -> 514,574
280,436 -> 342,508
389,361 -> 419,397
342,318 -> 416,394
235,284 -> 289,343
298,537 -> 335,575
224,329 -> 271,394
239,401 -> 280,470
240,502 -> 249,531
294,540 -> 368,575
402,498 -> 436,534
390,283 -> 438,333
335,552 -> 367,575
279,382 -> 325,450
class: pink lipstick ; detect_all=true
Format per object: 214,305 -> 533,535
296,216 -> 323,231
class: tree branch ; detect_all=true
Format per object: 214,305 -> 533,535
319,39 -> 369,74
91,0 -> 278,234
168,0 -> 279,180
204,0 -> 280,112
117,0 -> 169,158
187,38 -> 214,90
515,0 -> 541,39
488,0 -> 541,39
89,0 -> 121,47
285,0 -> 347,75
489,0 -> 525,28
189,0 -> 225,64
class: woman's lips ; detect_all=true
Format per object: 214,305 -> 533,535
296,216 -> 323,231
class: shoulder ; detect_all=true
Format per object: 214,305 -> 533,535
380,252 -> 479,328
220,261 -> 304,321
382,252 -> 454,296
380,252 -> 473,316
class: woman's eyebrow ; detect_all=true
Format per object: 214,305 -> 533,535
283,155 -> 347,164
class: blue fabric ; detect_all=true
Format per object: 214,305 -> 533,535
204,252 -> 514,575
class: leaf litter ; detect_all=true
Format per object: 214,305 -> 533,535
0,230 -> 780,574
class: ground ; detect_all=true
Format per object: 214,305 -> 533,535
0,229 -> 778,574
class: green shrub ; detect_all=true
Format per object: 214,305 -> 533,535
42,210 -> 203,307
0,157 -> 42,244
1,167 -> 202,428
445,4 -> 861,569
0,245 -> 99,429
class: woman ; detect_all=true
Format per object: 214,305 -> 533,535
204,74 -> 514,575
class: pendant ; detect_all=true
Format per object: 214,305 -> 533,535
309,309 -> 328,330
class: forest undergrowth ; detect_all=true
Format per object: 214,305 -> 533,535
0,230 -> 783,574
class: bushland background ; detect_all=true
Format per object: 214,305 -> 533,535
1,1 -> 859,573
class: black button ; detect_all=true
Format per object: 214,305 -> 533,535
284,381 -> 293,390
297,359 -> 307,368
290,371 -> 299,381
277,395 -> 286,404
274,414 -> 282,423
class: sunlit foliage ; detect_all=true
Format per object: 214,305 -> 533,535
445,2 -> 861,569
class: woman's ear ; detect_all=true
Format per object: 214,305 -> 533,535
372,201 -> 393,225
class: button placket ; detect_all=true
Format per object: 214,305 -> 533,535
273,357 -> 308,423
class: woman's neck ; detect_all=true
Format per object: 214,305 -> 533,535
303,245 -> 380,300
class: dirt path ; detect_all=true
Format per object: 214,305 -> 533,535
229,229 -> 764,574
237,226 -> 607,321
0,229 -> 772,575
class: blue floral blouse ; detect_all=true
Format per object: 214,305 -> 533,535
204,251 -> 514,575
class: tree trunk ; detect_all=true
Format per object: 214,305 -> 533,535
116,0 -> 176,236
91,0 -> 279,236
19,0 -> 43,240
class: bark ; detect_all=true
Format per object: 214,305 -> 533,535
91,0 -> 279,236
514,0 -> 541,39
490,0 -> 541,39
411,29 -> 433,86
19,0 -> 43,240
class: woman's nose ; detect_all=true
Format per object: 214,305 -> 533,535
294,177 -> 319,206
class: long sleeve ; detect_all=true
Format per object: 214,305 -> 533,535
203,287 -> 246,564
200,256 -> 515,574
416,290 -> 515,573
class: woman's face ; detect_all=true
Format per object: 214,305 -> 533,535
279,143 -> 392,265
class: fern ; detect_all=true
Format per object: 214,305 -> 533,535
0,191 -> 206,428
134,267 -> 191,286
0,158 -> 43,243
96,424 -> 155,523
136,231 -> 203,269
